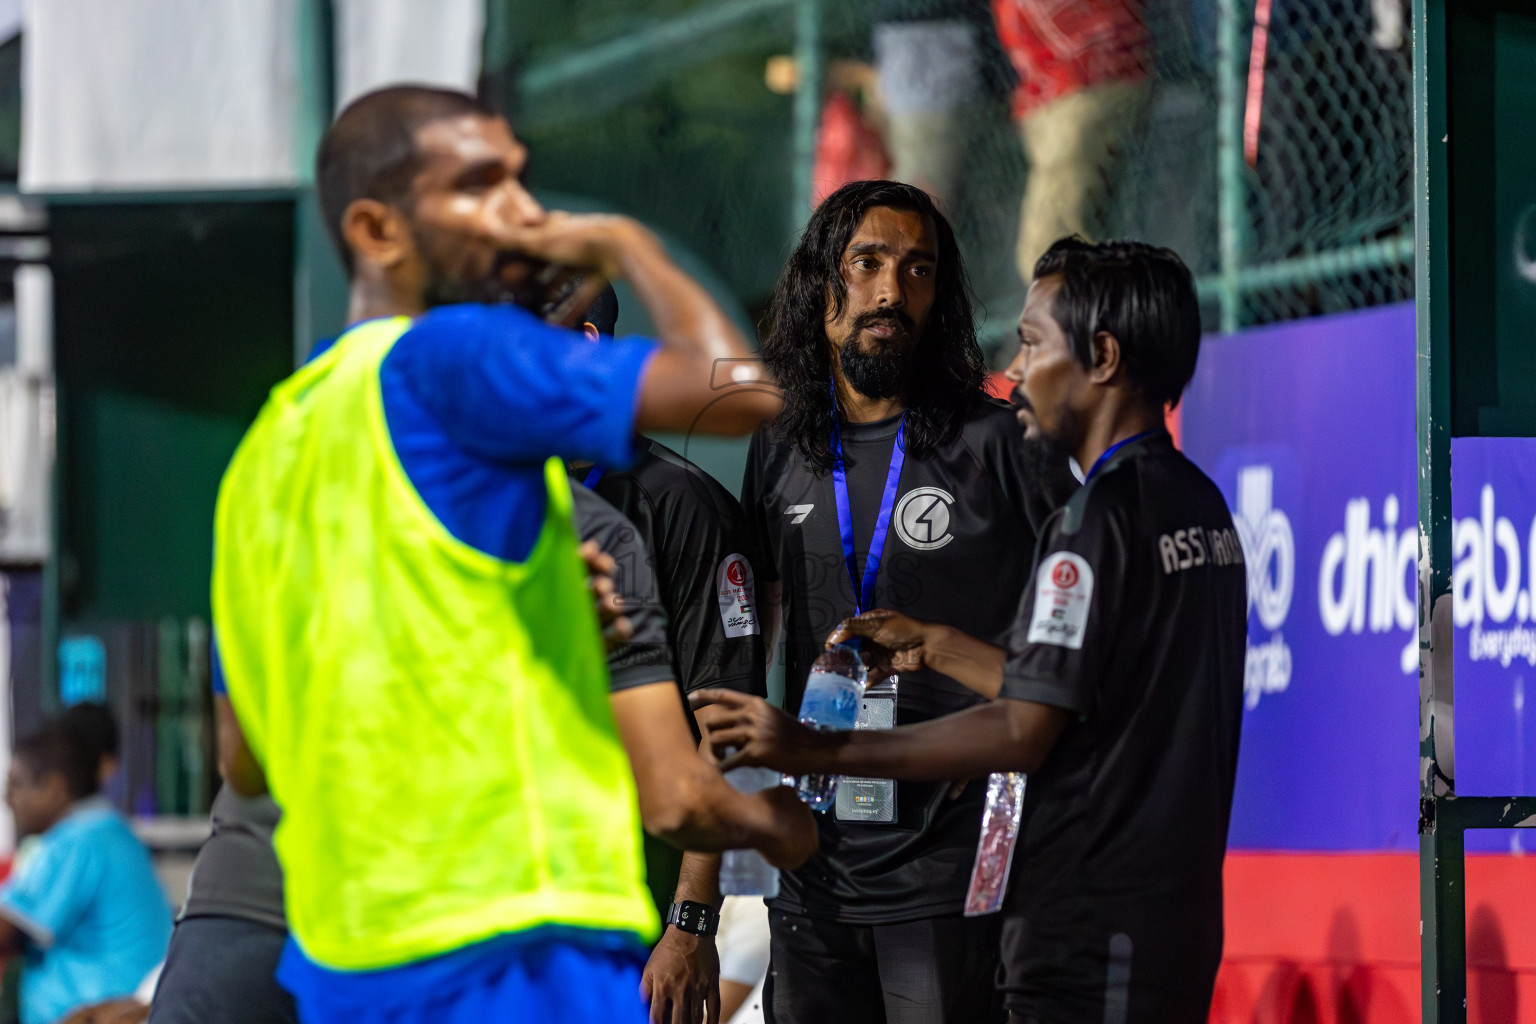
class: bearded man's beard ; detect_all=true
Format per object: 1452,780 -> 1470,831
1013,388 -> 1081,484
415,228 -> 542,309
836,309 -> 918,401
838,343 -> 909,400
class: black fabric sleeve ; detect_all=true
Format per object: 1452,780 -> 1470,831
647,474 -> 768,697
1000,488 -> 1127,716
739,428 -> 781,585
570,484 -> 675,692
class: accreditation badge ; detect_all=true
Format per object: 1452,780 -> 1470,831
963,772 -> 1027,916
835,676 -> 898,823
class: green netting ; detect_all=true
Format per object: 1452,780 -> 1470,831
483,0 -> 1414,356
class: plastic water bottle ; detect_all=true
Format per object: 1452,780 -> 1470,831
720,761 -> 783,897
795,642 -> 867,811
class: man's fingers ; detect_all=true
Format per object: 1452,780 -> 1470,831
688,688 -> 752,713
706,984 -> 721,1024
643,978 -> 664,1024
711,735 -> 759,770
692,702 -> 729,730
603,615 -> 634,649
579,540 -> 614,572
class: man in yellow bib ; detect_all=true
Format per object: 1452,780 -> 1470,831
209,86 -> 809,1024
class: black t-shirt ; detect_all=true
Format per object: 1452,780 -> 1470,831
743,397 -> 1075,924
571,482 -> 674,692
184,486 -> 675,928
998,433 -> 1246,1020
584,438 -> 769,697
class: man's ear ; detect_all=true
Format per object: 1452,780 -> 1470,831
1089,330 -> 1122,385
341,198 -> 412,271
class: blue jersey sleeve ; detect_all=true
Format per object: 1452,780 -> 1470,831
210,631 -> 227,696
0,833 -> 100,947
387,304 -> 659,468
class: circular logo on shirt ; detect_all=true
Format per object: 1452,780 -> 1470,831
894,487 -> 956,551
726,559 -> 747,587
1051,560 -> 1079,589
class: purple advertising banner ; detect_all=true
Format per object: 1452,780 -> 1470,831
1448,436 -> 1536,847
1182,302 -> 1534,853
1182,304 -> 1420,851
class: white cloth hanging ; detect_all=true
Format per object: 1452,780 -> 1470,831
21,0 -> 303,191
331,0 -> 484,112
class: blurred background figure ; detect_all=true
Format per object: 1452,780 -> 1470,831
870,0 -> 1000,213
990,0 -> 1150,283
808,59 -> 891,207
0,718 -> 170,1024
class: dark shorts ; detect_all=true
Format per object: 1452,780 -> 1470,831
148,916 -> 298,1024
764,908 -> 1004,1024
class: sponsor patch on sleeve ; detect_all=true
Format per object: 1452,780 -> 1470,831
1026,552 -> 1095,650
716,553 -> 761,638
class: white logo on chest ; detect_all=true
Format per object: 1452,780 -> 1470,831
894,487 -> 955,550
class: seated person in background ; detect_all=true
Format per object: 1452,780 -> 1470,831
0,722 -> 172,1024
56,706 -> 119,794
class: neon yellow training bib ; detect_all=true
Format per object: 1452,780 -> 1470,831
211,316 -> 657,970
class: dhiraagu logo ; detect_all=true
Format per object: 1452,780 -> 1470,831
1317,493 -> 1417,674
1234,465 -> 1295,709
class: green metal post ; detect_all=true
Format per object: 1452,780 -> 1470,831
1215,0 -> 1249,334
1413,0 -> 1463,1020
40,389 -> 60,712
789,0 -> 821,240
294,0 -> 334,183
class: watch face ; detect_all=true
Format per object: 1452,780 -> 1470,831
670,901 -> 715,935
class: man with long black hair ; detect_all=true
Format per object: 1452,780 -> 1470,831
737,180 -> 1074,1024
698,239 -> 1247,1023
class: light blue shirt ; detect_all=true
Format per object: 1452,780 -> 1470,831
0,797 -> 172,1024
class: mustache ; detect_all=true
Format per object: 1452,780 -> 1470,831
851,308 -> 916,335
1010,386 -> 1033,413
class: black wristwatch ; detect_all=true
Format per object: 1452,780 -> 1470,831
665,900 -> 719,937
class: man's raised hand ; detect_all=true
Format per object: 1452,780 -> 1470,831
826,609 -> 931,680
687,690 -> 822,776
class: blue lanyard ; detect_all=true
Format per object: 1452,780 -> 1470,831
582,465 -> 606,488
829,387 -> 907,616
1084,431 -> 1158,483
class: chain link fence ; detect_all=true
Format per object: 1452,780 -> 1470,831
489,0 -> 1415,357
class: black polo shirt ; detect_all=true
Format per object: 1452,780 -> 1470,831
743,396 -> 1075,924
998,432 -> 1246,1020
584,438 -> 768,697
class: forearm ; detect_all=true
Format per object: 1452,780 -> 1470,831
671,852 -> 723,908
615,231 -> 781,434
615,233 -> 745,362
920,624 -> 1006,699
805,700 -> 1060,781
214,696 -> 269,797
654,762 -> 792,856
